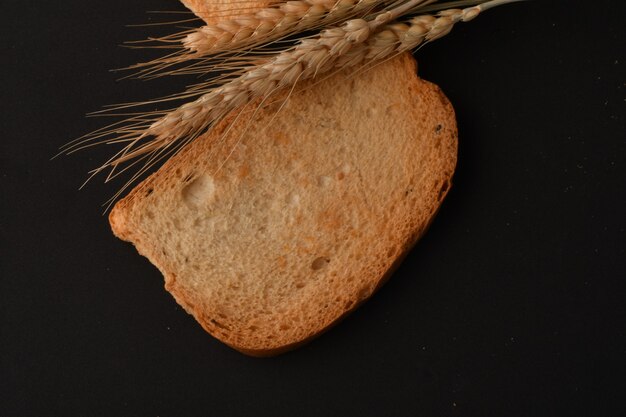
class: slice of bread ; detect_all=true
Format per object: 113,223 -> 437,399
179,0 -> 272,21
109,52 -> 457,356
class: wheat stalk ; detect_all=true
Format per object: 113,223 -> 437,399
63,0 -> 522,197
128,0 -> 499,80
126,0 -> 418,79
101,0 -> 521,169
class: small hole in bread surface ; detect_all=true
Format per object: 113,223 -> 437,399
318,176 -> 332,187
311,257 -> 330,270
438,180 -> 450,200
210,318 -> 228,330
182,174 -> 215,208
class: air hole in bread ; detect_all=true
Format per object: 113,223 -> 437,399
311,257 -> 330,270
386,103 -> 402,115
357,286 -> 371,301
145,188 -> 153,196
318,176 -> 332,187
182,174 -> 215,208
438,180 -> 450,200
435,124 -> 442,133
210,318 -> 228,330
287,193 -> 300,206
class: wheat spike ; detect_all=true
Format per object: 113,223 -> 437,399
126,0 -> 407,79
125,0 -> 503,79
122,1 -> 513,162
67,0 -> 522,185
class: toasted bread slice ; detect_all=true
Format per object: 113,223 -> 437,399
110,52 -> 457,356
179,0 -> 265,20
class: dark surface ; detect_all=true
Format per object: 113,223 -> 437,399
2,0 -> 625,415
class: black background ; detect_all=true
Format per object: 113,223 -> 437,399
2,0 -> 625,415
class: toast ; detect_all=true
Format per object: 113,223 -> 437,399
179,0 -> 262,20
109,51 -> 457,356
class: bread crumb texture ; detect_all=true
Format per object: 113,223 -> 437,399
110,53 -> 457,356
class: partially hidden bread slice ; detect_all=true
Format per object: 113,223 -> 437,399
179,0 -> 272,21
110,53 -> 457,356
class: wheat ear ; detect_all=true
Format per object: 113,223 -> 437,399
69,0 -> 521,181
125,0 -> 504,80
130,1 -> 502,80
126,0 -> 409,79
181,0 -> 500,55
